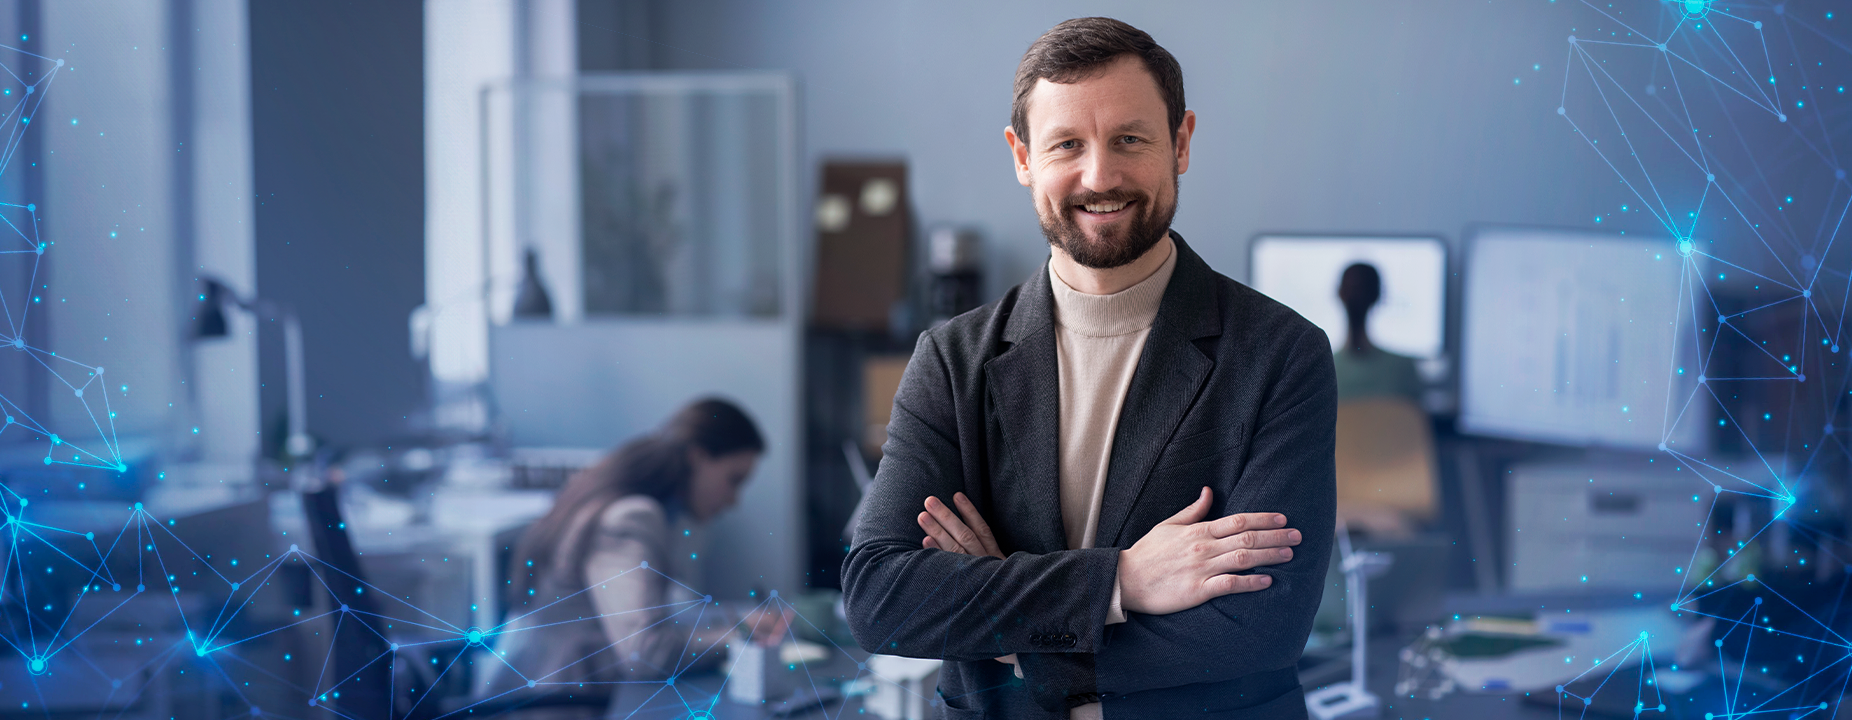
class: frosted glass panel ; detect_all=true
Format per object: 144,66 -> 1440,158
578,90 -> 783,317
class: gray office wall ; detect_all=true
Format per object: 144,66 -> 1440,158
636,0 -> 1618,296
251,0 -> 425,451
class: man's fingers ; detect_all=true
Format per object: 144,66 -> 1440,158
918,511 -> 968,554
925,496 -> 984,553
1207,512 -> 1287,539
1214,546 -> 1294,572
1214,528 -> 1302,553
1162,487 -> 1214,525
1205,572 -> 1274,598
952,492 -> 1004,558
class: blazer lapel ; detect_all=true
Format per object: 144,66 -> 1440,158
1097,234 -> 1223,548
984,264 -> 1069,554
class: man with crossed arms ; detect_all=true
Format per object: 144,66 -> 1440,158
842,17 -> 1335,719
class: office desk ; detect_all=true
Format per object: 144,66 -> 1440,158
268,484 -> 554,632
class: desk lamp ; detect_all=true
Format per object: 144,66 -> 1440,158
194,278 -> 314,459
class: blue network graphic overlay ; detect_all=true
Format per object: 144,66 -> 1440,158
0,44 -> 111,474
1547,1 -> 1852,717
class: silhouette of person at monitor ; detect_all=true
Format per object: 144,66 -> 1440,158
1333,262 -> 1422,403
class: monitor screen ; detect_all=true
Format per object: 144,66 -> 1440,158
1249,235 -> 1447,361
1459,226 -> 1706,451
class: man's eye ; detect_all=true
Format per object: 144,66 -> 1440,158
1057,140 -> 1078,150
1121,135 -> 1141,144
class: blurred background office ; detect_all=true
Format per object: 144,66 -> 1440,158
0,0 -> 1847,718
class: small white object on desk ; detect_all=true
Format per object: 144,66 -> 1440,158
859,654 -> 942,720
724,639 -> 829,705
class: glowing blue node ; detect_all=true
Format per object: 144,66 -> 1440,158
1715,640 -> 1723,647
27,657 -> 45,675
1804,289 -> 1812,298
665,676 -> 675,686
1568,35 -> 1577,44
1680,0 -> 1710,19
85,531 -> 93,540
42,456 -> 50,465
639,560 -> 648,569
1657,442 -> 1666,451
289,543 -> 299,552
466,628 -> 484,645
1753,596 -> 1762,604
1676,238 -> 1694,257
340,604 -> 349,613
527,680 -> 536,688
10,337 -> 20,348
73,388 -> 80,397
1697,375 -> 1707,384
1556,685 -> 1564,693
1779,114 -> 1788,122
25,203 -> 33,211
1557,106 -> 1566,115
1707,174 -> 1716,183
195,646 -> 206,657
390,643 -> 399,651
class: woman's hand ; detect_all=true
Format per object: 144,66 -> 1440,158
916,492 -> 1003,559
740,605 -> 793,647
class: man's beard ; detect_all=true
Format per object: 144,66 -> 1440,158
1037,174 -> 1179,270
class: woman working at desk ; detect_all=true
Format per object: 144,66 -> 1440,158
477,398 -> 789,707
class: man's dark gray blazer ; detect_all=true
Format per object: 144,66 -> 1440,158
842,234 -> 1337,718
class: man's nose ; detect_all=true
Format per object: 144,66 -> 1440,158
1078,144 -> 1125,192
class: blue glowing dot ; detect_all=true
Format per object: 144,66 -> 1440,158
69,118 -> 76,125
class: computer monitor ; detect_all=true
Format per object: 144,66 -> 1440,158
1248,234 -> 1447,363
1459,226 -> 1706,451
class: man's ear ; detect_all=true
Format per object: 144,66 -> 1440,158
1173,109 -> 1197,175
1005,125 -> 1032,187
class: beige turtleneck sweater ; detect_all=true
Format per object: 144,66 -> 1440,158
1048,240 -> 1177,718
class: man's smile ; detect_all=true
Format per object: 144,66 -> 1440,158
1076,198 -> 1135,222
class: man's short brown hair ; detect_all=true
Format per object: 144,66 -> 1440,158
1011,17 -> 1186,150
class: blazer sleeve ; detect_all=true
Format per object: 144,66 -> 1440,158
841,331 -> 1120,667
1091,325 -> 1338,696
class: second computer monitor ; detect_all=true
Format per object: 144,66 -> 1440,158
1249,234 -> 1448,364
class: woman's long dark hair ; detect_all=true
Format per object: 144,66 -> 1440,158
506,397 -> 763,608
